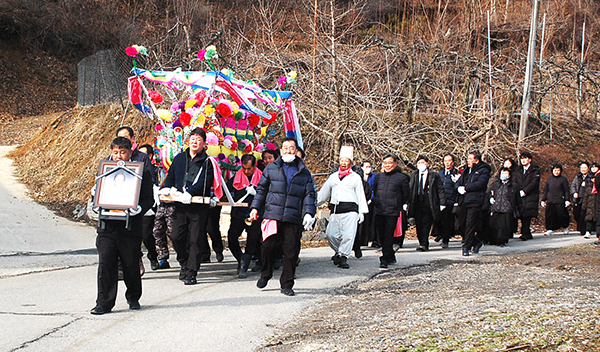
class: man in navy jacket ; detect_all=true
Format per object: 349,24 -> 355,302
249,137 -> 316,296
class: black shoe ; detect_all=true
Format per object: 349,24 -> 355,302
158,259 -> 170,269
183,276 -> 197,285
472,241 -> 484,254
257,277 -> 269,289
178,267 -> 187,281
252,262 -> 263,272
90,306 -> 111,315
216,252 -> 224,262
338,256 -> 350,269
462,248 -> 470,256
150,259 -> 159,271
519,235 -> 531,241
281,288 -> 295,296
273,258 -> 283,270
441,242 -> 449,249
354,248 -> 363,258
331,254 -> 340,265
416,245 -> 428,252
434,236 -> 442,242
370,242 -> 380,248
379,262 -> 388,268
128,301 -> 141,310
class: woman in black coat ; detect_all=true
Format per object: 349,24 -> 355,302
489,167 -> 520,246
541,164 -> 570,235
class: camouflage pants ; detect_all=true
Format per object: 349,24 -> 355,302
153,203 -> 175,260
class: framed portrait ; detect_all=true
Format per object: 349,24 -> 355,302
93,161 -> 144,210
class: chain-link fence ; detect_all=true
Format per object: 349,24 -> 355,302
77,49 -> 131,107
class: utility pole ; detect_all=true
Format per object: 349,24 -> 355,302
518,0 -> 541,144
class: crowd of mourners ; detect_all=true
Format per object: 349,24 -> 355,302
88,126 -> 598,314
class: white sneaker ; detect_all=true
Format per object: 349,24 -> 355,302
544,230 -> 553,236
563,228 -> 569,235
583,232 -> 593,239
393,244 -> 401,252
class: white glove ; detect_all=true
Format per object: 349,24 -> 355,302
358,213 -> 365,224
128,205 -> 143,216
367,199 -> 372,205
181,192 -> 192,204
573,193 -> 579,199
440,205 -> 446,211
541,201 -> 546,208
565,201 -> 571,208
457,186 -> 466,195
519,190 -> 526,197
451,174 -> 460,183
209,196 -> 219,208
90,185 -> 96,197
402,204 -> 408,212
153,185 -> 161,206
302,214 -> 315,231
158,187 -> 171,196
246,185 -> 256,196
490,198 -> 496,205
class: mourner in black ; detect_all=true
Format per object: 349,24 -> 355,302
160,127 -> 216,285
408,155 -> 446,251
433,154 -> 461,247
542,164 -> 571,235
227,154 -> 262,278
456,151 -> 491,256
513,152 -> 541,241
91,137 -> 154,315
489,167 -> 520,246
249,137 -> 317,297
372,153 -> 410,268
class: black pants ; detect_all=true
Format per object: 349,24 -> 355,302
260,222 -> 302,289
462,205 -> 482,250
375,214 -> 399,264
228,217 -> 261,262
142,215 -> 158,261
202,206 -> 224,260
96,231 -> 142,310
415,205 -> 434,249
436,205 -> 455,243
170,205 -> 209,278
519,216 -> 533,239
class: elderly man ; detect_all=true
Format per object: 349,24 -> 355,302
317,146 -> 369,269
249,137 -> 316,296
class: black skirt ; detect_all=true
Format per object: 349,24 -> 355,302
545,203 -> 570,230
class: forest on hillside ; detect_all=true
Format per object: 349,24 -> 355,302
2,0 -> 600,171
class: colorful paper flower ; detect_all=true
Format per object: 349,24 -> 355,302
125,45 -> 148,58
263,112 -> 277,124
148,91 -> 164,104
179,112 -> 192,127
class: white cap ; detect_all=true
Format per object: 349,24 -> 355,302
339,146 -> 354,161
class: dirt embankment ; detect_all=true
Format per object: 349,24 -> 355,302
8,105 -> 157,219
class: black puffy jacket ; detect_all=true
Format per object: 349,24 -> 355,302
250,157 -> 316,224
372,168 -> 410,217
457,161 -> 491,206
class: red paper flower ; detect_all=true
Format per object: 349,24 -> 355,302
125,46 -> 138,57
263,112 -> 277,124
194,90 -> 206,103
148,91 -> 164,104
216,102 -> 233,119
248,114 -> 261,128
179,112 -> 192,127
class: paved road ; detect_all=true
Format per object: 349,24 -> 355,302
0,145 -> 592,352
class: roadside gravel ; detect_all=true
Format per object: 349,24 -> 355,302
260,244 -> 600,351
